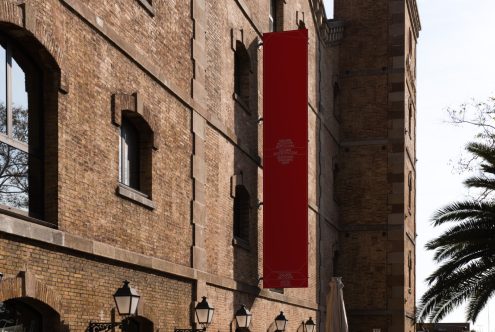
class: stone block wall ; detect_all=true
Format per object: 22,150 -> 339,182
334,0 -> 420,331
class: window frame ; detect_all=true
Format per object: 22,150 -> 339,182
112,95 -> 156,209
269,0 -> 277,32
119,117 -> 141,190
233,41 -> 251,111
136,0 -> 156,17
0,42 -> 29,154
269,0 -> 284,32
0,38 -> 44,219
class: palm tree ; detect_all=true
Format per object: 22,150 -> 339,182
418,142 -> 495,322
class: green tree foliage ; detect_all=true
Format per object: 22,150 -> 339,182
418,142 -> 495,322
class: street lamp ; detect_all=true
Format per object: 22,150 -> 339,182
274,312 -> 288,331
114,280 -> 141,316
175,296 -> 215,332
235,304 -> 252,329
304,317 -> 316,332
87,280 -> 140,332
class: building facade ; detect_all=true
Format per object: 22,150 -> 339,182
0,0 -> 419,332
334,0 -> 420,331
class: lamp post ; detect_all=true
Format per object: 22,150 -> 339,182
175,296 -> 215,332
235,305 -> 252,329
274,312 -> 288,332
304,317 -> 316,332
87,280 -> 140,332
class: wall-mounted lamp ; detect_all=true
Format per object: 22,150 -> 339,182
175,296 -> 215,332
304,317 -> 316,332
275,311 -> 288,331
235,304 -> 252,329
0,272 -> 3,283
87,280 -> 140,332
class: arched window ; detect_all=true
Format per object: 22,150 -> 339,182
233,185 -> 250,242
118,112 -> 153,197
234,42 -> 251,107
0,39 -> 43,218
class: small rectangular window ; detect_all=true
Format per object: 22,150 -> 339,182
136,0 -> 155,17
269,0 -> 276,32
119,118 -> 140,190
269,0 -> 284,32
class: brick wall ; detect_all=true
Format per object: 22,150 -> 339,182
0,0 -> 417,331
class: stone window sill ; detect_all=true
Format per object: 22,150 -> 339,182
136,0 -> 155,17
117,183 -> 155,210
232,236 -> 250,251
0,204 -> 56,229
270,288 -> 284,294
233,93 -> 251,115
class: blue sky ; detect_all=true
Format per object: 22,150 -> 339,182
323,0 -> 495,329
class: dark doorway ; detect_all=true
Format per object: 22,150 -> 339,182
126,316 -> 154,332
0,297 -> 60,332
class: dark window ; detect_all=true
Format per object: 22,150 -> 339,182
233,185 -> 250,241
408,102 -> 413,139
408,172 -> 413,211
269,0 -> 284,32
408,250 -> 412,290
234,42 -> 251,106
119,113 -> 153,196
120,117 -> 140,189
0,40 -> 43,218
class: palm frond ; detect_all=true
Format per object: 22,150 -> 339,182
432,201 -> 495,226
464,176 -> 495,190
467,142 -> 495,166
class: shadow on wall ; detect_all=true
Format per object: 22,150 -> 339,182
232,36 -> 260,331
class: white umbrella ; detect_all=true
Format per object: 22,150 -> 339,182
325,277 -> 348,332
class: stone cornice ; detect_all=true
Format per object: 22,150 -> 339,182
308,0 -> 345,47
0,213 -> 320,311
407,0 -> 421,38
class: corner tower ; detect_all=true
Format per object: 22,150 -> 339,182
334,0 -> 420,331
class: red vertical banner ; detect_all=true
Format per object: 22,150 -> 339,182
263,29 -> 308,288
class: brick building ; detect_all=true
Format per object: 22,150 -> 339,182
0,0 -> 419,332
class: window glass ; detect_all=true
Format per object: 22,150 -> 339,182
269,0 -> 276,32
120,118 -> 140,189
0,141 -> 29,211
0,44 -> 6,134
12,56 -> 28,143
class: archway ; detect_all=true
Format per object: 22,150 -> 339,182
0,297 -> 61,332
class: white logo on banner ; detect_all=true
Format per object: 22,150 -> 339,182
274,139 -> 296,165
